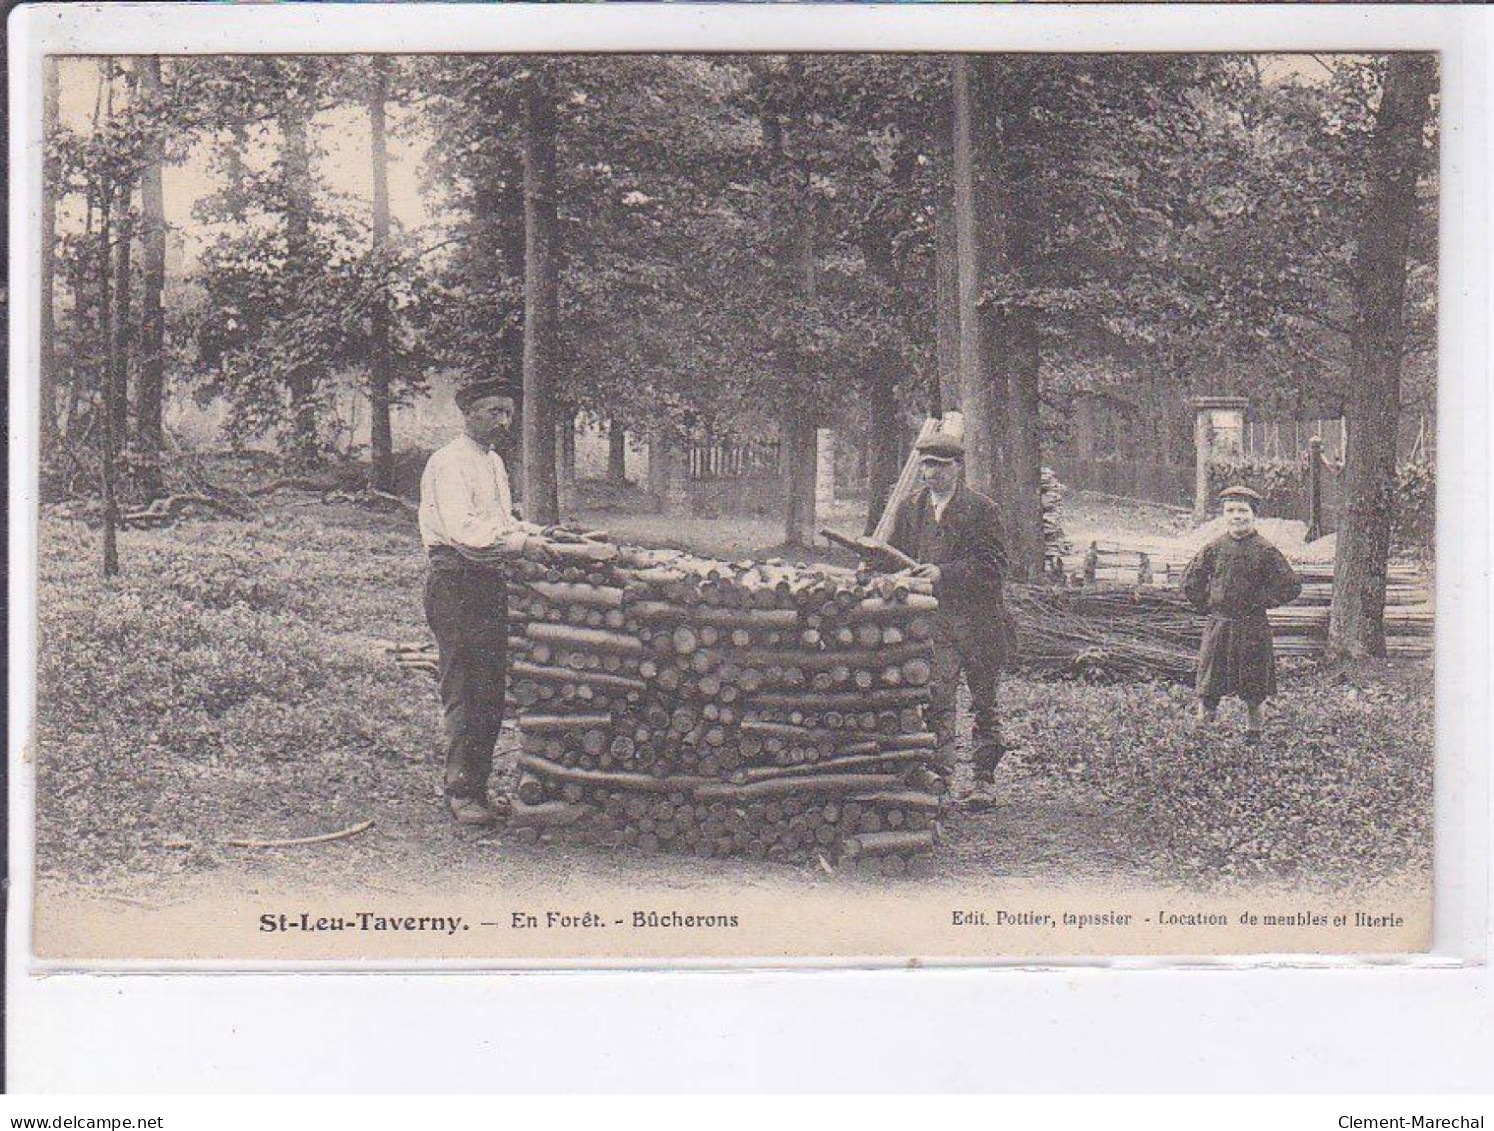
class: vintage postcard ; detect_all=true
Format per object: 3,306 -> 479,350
11,6 -> 1478,968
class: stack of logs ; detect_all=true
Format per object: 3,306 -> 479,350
396,538 -> 947,875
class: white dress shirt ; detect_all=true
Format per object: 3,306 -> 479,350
418,433 -> 529,554
930,489 -> 955,523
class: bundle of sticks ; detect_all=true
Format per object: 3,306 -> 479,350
392,535 -> 947,873
1006,581 -> 1434,681
1006,585 -> 1202,683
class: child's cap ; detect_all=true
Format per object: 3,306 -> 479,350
1218,485 -> 1262,506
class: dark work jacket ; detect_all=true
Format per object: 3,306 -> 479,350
1180,531 -> 1302,702
888,482 -> 1015,667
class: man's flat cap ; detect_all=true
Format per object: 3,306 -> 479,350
915,433 -> 965,461
1218,484 -> 1263,505
455,379 -> 517,412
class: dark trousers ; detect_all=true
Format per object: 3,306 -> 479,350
926,618 -> 1003,773
424,561 -> 509,801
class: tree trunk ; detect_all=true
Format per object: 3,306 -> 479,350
99,207 -> 121,577
492,164 -> 527,381
779,57 -> 818,548
96,61 -> 116,433
864,352 -> 904,536
109,187 -> 134,447
100,409 -> 120,577
96,180 -> 114,436
556,405 -> 578,517
949,56 -> 1005,497
367,56 -> 396,492
136,57 -> 167,500
1002,315 -> 1044,578
607,419 -> 627,483
1329,55 -> 1437,659
933,195 -> 958,419
65,191 -> 95,440
989,63 -> 1044,580
97,65 -> 120,576
521,63 -> 561,524
280,102 -> 320,469
40,58 -> 60,462
781,414 -> 818,548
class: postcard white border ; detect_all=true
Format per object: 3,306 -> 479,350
7,2 -> 1491,1091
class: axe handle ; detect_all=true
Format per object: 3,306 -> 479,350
819,529 -> 919,572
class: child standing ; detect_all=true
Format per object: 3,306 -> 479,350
1180,485 -> 1303,741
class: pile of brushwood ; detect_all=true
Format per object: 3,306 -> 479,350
1008,564 -> 1431,685
1007,585 -> 1204,684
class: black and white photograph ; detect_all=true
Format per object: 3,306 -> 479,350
19,33 -> 1447,963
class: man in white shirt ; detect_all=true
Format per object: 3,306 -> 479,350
420,380 -> 535,826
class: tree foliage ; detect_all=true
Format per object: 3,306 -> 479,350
42,51 -> 1437,607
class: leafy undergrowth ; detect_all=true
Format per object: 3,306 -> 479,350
34,509 -> 437,885
1001,662 -> 1434,888
32,504 -> 1433,891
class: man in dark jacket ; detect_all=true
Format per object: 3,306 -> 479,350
886,433 -> 1016,788
1180,485 -> 1303,742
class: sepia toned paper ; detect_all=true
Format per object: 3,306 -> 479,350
18,30 -> 1454,970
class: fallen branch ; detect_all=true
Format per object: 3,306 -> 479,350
224,818 -> 375,849
362,488 -> 419,517
244,475 -> 342,498
120,492 -> 254,527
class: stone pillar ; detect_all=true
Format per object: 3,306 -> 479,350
646,430 -> 688,517
1306,435 -> 1324,542
646,430 -> 665,501
815,428 -> 836,510
655,436 -> 690,518
1191,396 -> 1249,524
1192,413 -> 1212,525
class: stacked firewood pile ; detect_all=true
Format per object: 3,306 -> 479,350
392,537 -> 946,873
1269,563 -> 1432,661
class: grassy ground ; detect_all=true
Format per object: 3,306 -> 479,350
32,493 -> 1432,898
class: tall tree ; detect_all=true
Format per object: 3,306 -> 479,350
182,57 -> 405,463
1329,55 -> 1437,657
782,55 -> 944,535
135,56 -> 167,500
945,55 -> 1235,571
109,176 -> 134,443
780,58 -> 820,549
986,60 -> 1044,579
949,56 -> 1004,499
40,58 -> 60,462
412,57 -> 527,388
96,60 -> 120,576
366,55 -> 396,492
521,61 -> 561,524
607,420 -> 628,483
556,404 -> 578,515
933,198 -> 958,416
278,78 -> 320,468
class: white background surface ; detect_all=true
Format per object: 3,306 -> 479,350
7,3 -> 1492,1093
